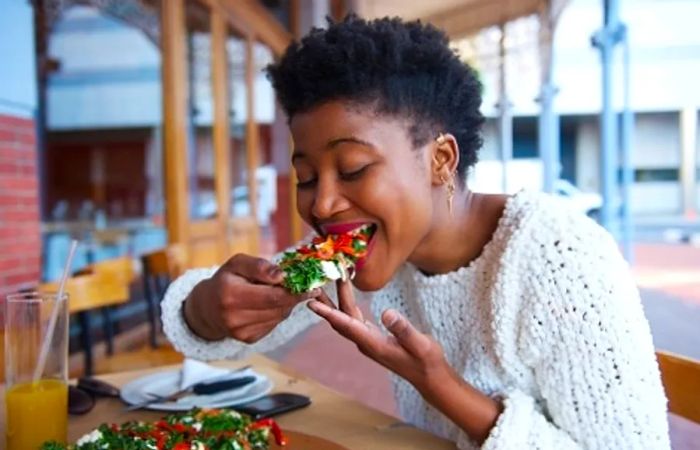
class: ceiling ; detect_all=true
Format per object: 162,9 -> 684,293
353,0 -> 565,38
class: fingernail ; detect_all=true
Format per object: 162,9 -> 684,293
268,266 -> 283,278
383,310 -> 398,327
307,301 -> 321,313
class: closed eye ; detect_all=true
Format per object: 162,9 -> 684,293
296,177 -> 317,189
339,166 -> 369,182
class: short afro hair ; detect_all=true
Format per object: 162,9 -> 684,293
266,15 -> 485,178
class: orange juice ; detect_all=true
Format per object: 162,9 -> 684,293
5,379 -> 68,450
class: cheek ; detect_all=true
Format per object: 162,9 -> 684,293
374,173 -> 433,245
295,190 -> 314,222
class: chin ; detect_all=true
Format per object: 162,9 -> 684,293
351,263 -> 394,292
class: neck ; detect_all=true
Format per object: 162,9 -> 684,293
408,190 -> 506,275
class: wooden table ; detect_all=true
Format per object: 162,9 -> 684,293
1,354 -> 456,450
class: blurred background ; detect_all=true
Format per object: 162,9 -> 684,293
0,0 -> 698,447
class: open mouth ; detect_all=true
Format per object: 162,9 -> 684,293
349,223 -> 377,271
320,222 -> 377,271
348,223 -> 376,238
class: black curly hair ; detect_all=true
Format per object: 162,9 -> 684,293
266,15 -> 484,178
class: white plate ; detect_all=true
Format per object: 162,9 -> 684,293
120,369 -> 273,411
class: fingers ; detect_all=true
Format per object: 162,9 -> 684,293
316,289 -> 337,309
223,281 -> 320,310
336,279 -> 362,320
224,254 -> 286,285
355,306 -> 365,321
381,309 -> 431,358
308,301 -> 397,359
229,319 -> 280,344
223,307 -> 293,330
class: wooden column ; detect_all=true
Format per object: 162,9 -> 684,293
161,0 -> 190,245
330,0 -> 348,22
245,36 -> 259,222
289,136 -> 302,243
211,9 -> 231,254
288,0 -> 303,244
289,0 -> 300,38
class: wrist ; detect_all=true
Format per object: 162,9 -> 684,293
415,359 -> 460,401
416,361 -> 502,445
182,280 -> 227,341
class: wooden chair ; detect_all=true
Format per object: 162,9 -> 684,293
40,272 -> 130,376
141,244 -> 189,347
656,350 -> 700,424
88,257 -> 135,286
76,257 -> 136,356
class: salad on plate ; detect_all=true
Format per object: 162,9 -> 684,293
41,407 -> 286,450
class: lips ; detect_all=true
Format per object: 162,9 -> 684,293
354,232 -> 377,271
320,221 -> 374,236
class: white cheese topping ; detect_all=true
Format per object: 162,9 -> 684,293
76,429 -> 102,446
321,260 -> 342,280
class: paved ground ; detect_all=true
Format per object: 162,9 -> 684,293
634,243 -> 700,359
264,241 -> 700,448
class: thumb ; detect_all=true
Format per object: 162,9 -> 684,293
225,254 -> 285,285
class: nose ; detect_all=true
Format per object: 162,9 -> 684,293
310,177 -> 351,220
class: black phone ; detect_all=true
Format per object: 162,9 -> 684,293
234,393 -> 311,420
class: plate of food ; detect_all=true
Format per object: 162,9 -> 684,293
41,408 -> 348,450
120,368 -> 273,411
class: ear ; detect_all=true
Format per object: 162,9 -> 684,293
430,133 -> 459,185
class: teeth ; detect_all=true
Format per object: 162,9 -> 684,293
350,224 -> 372,235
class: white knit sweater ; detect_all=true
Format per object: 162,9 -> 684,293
161,191 -> 670,449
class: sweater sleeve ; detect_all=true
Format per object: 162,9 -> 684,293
480,212 -> 670,450
161,263 -> 324,362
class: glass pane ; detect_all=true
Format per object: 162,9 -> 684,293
227,30 -> 249,218
186,1 -> 216,220
251,42 -> 280,255
43,2 -> 166,280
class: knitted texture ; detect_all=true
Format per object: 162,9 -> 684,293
161,191 -> 670,449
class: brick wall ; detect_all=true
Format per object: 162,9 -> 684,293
0,113 -> 41,297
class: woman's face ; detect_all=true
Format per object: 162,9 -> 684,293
290,100 -> 436,291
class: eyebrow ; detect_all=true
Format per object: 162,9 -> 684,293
328,136 -> 374,149
292,136 -> 375,162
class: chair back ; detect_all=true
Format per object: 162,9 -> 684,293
139,243 -> 189,348
39,273 -> 128,314
656,350 -> 700,423
142,243 -> 189,279
89,256 -> 136,286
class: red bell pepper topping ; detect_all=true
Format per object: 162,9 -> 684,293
251,418 -> 288,446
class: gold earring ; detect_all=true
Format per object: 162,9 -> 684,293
440,173 -> 456,215
436,133 -> 447,145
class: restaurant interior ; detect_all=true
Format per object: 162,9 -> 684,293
1,0 -> 699,449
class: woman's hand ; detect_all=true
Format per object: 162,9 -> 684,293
183,254 -> 334,343
308,279 -> 502,444
307,279 -> 451,393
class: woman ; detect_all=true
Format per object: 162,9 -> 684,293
162,16 -> 669,449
